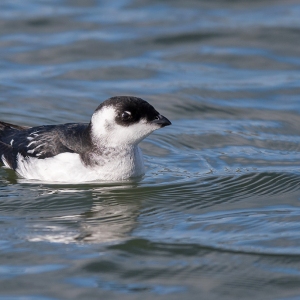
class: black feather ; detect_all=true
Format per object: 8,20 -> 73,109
0,121 -> 93,169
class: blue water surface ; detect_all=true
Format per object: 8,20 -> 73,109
1,0 -> 300,299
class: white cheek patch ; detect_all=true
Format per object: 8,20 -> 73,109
102,120 -> 159,147
91,107 -> 160,147
104,120 -> 113,131
91,107 -> 116,135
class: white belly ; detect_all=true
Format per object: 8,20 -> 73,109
14,147 -> 145,183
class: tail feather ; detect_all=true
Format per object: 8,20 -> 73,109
0,141 -> 14,169
0,120 -> 30,140
0,121 -> 30,132
0,121 -> 29,169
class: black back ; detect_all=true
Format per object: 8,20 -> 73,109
0,121 -> 92,169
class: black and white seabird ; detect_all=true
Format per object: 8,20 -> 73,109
0,96 -> 171,182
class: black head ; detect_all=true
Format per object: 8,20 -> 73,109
95,96 -> 171,127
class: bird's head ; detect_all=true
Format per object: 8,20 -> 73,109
90,96 -> 171,147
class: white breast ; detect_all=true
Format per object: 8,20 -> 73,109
15,146 -> 145,183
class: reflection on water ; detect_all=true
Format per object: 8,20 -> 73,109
1,0 -> 300,299
2,171 -> 300,252
4,183 -> 142,244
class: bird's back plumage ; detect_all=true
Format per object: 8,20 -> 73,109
0,121 -> 92,168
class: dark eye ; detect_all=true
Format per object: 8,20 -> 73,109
122,111 -> 132,121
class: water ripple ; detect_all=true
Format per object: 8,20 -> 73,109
133,172 -> 300,255
1,0 -> 300,298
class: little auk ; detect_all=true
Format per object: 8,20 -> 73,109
0,96 -> 171,182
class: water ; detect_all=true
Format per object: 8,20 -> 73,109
1,0 -> 300,298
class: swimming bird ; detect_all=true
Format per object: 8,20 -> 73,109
0,96 -> 171,183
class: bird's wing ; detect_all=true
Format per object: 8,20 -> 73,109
0,123 -> 90,169
15,125 -> 75,159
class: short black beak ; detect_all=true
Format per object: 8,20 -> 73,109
151,114 -> 172,127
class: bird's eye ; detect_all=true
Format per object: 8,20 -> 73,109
122,111 -> 132,121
